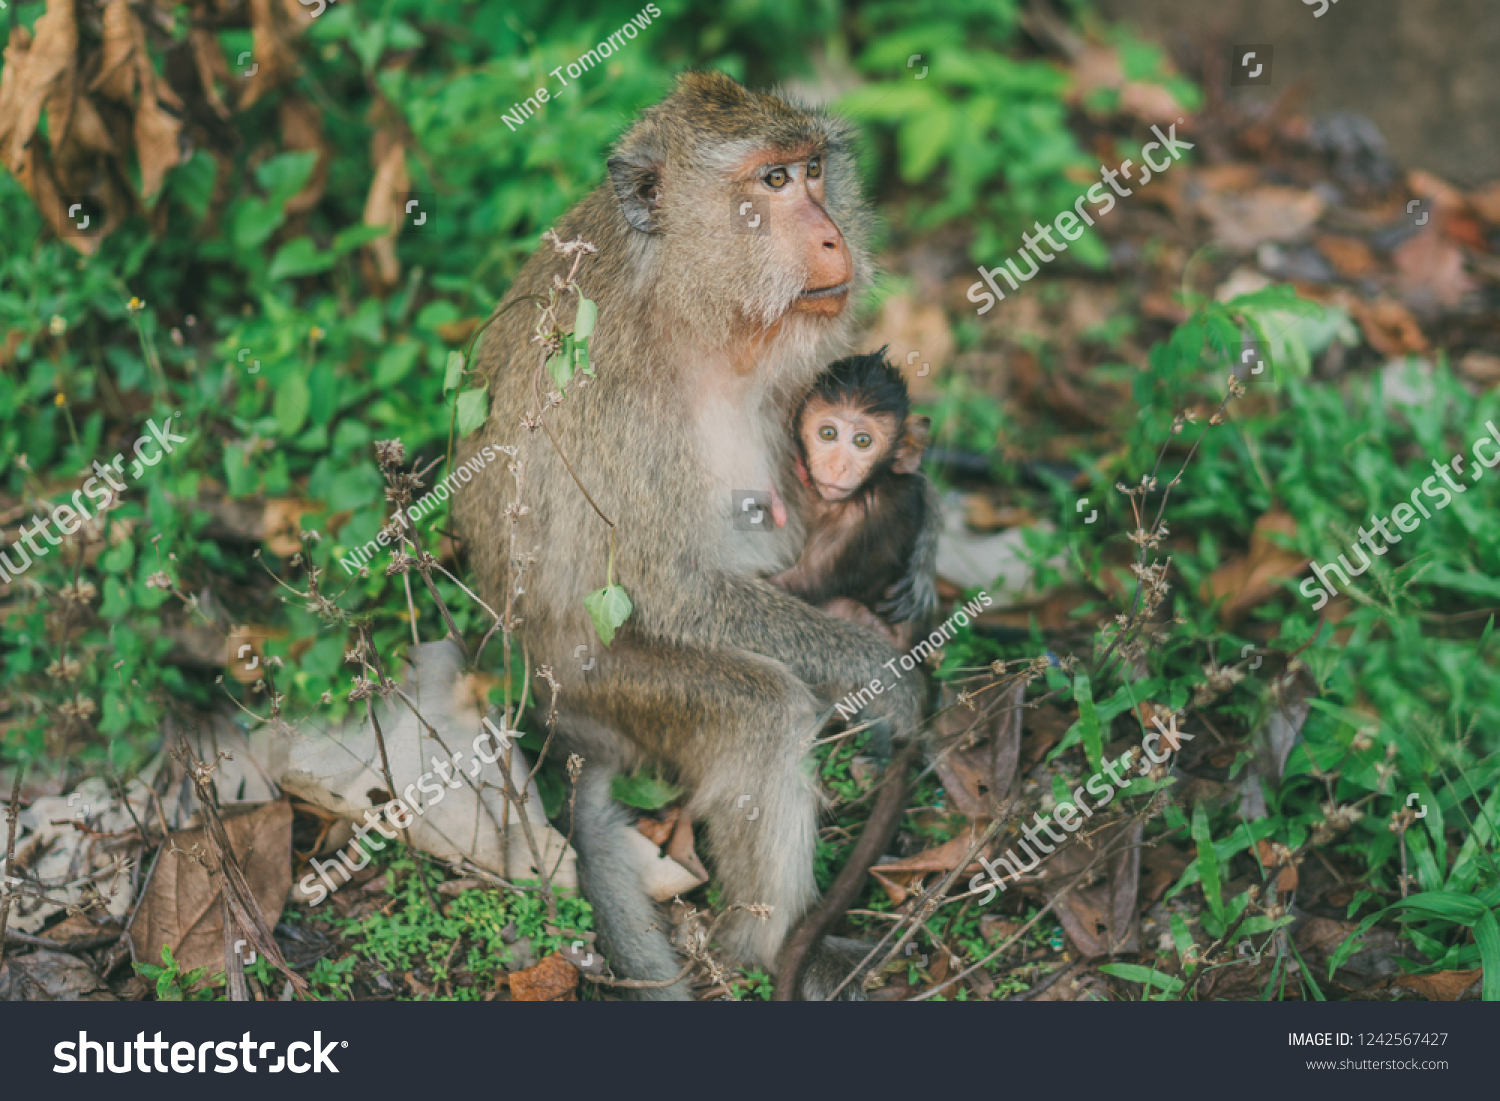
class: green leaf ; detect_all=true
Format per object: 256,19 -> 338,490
332,223 -> 390,255
99,538 -> 135,575
1192,804 -> 1225,924
268,238 -> 336,281
585,584 -> 633,646
546,348 -> 574,393
611,772 -> 682,811
1473,909 -> 1500,1002
574,297 -> 597,341
273,373 -> 312,437
1098,962 -> 1183,994
374,342 -> 421,387
442,350 -> 466,394
230,199 -> 284,252
1169,912 -> 1195,964
1072,674 -> 1102,771
897,108 -> 955,182
455,387 -> 489,438
255,150 -> 319,207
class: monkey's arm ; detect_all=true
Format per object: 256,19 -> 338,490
678,573 -> 922,739
874,474 -> 940,627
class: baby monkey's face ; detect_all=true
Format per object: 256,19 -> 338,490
799,398 -> 898,502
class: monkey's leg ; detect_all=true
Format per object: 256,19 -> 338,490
582,642 -> 853,995
568,756 -> 693,1001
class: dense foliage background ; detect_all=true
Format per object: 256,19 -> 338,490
1,0 -> 1497,1001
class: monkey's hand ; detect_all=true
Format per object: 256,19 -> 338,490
874,564 -> 936,626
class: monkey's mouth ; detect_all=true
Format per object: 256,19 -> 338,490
814,480 -> 860,500
798,282 -> 851,302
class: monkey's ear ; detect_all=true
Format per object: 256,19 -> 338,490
892,415 -> 930,474
607,155 -> 663,234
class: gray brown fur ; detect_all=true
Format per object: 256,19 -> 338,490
453,73 -> 921,999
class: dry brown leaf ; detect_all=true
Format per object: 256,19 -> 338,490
870,834 -> 985,906
223,623 -> 278,684
240,0 -> 303,109
509,951 -> 579,1001
262,497 -> 314,556
279,95 -> 329,216
1062,40 -> 1188,123
1347,294 -> 1429,356
1201,508 -> 1308,626
1197,186 -> 1325,250
13,144 -> 95,254
362,138 -> 409,290
1459,352 -> 1500,388
91,0 -> 147,105
1191,163 -> 1260,194
1064,44 -> 1122,102
39,912 -> 123,946
1471,181 -> 1500,227
134,97 -> 183,201
1139,841 -> 1190,903
125,800 -> 293,979
0,950 -> 116,1001
964,496 -> 1036,532
1391,969 -> 1481,1002
436,317 -> 483,346
1253,839 -> 1299,892
665,812 -> 709,884
1406,169 -> 1469,217
1313,234 -> 1378,278
1118,81 -> 1185,124
931,682 -> 1023,816
1043,819 -> 1141,958
2,0 -> 77,172
1392,229 -> 1477,314
187,24 -> 232,120
0,26 -> 37,156
635,806 -> 680,847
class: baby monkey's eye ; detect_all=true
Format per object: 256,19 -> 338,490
807,156 -> 822,179
853,432 -> 872,449
818,425 -> 837,441
765,167 -> 789,189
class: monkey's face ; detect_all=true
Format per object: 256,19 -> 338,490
740,149 -> 853,319
799,399 -> 897,501
605,74 -> 866,342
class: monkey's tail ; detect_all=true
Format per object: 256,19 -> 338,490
573,764 -> 692,1000
772,736 -> 919,1000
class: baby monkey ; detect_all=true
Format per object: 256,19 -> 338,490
771,350 -> 939,648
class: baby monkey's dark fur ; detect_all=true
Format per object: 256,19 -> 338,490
773,350 -> 939,646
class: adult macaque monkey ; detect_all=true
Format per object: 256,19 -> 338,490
454,73 -> 921,999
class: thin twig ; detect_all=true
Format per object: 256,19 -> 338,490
0,765 -> 24,969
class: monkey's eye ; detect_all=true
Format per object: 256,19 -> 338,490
807,156 -> 822,179
818,425 -> 837,441
853,432 -> 873,449
765,167 -> 789,189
